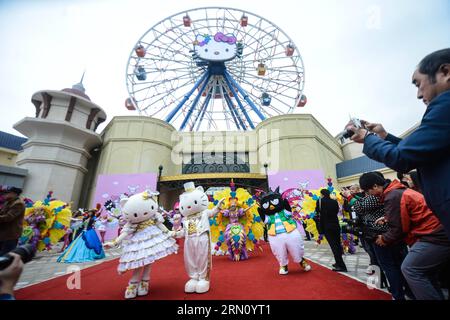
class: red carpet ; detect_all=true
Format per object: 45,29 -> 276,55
16,242 -> 390,300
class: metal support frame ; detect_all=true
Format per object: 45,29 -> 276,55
195,92 -> 213,131
180,72 -> 212,130
220,77 -> 245,130
165,71 -> 209,123
224,70 -> 266,121
164,59 -> 267,131
223,74 -> 255,129
224,90 -> 245,130
191,86 -> 213,131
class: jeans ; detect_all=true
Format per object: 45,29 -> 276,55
0,239 -> 18,256
401,241 -> 450,300
372,241 -> 410,300
365,239 -> 388,288
361,236 -> 378,265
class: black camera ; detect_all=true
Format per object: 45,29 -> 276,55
342,129 -> 355,139
338,118 -> 364,142
341,219 -> 361,236
0,244 -> 36,270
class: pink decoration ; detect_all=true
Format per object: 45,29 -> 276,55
214,32 -> 237,45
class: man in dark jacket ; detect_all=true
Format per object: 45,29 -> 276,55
356,175 -> 411,300
360,172 -> 450,300
347,48 -> 450,240
316,189 -> 347,272
0,186 -> 25,256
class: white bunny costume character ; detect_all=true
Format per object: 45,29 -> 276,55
106,190 -> 178,299
176,182 -> 224,294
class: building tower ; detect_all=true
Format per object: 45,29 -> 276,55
13,77 -> 107,207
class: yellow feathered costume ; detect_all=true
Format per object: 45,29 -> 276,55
20,192 -> 72,251
209,187 -> 264,257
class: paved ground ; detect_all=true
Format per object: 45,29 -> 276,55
15,243 -> 122,290
15,239 -> 386,293
303,240 -> 388,291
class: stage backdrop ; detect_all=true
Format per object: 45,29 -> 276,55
268,170 -> 325,193
91,173 -> 157,241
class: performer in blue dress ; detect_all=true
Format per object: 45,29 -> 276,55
57,208 -> 105,263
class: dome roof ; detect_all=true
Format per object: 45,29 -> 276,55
62,74 -> 91,101
61,87 -> 91,101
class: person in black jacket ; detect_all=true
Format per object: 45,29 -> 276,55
347,48 -> 450,239
316,189 -> 347,272
352,190 -> 411,300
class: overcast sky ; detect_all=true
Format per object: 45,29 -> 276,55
1,0 -> 449,137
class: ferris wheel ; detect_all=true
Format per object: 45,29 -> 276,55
125,7 -> 306,131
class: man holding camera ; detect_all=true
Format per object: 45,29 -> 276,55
0,186 -> 25,256
347,48 -> 450,240
0,253 -> 23,300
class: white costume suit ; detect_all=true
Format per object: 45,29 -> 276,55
178,182 -> 223,293
182,211 -> 211,281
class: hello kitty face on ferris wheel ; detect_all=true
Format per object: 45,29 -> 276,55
194,33 -> 238,62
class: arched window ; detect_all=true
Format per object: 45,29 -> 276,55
182,152 -> 249,174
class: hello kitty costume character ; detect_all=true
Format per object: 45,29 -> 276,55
106,190 -> 178,299
176,182 -> 224,294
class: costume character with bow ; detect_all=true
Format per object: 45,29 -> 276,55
104,190 -> 178,299
175,182 -> 224,294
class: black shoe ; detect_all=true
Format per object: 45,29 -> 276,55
332,266 -> 348,272
332,263 -> 337,268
